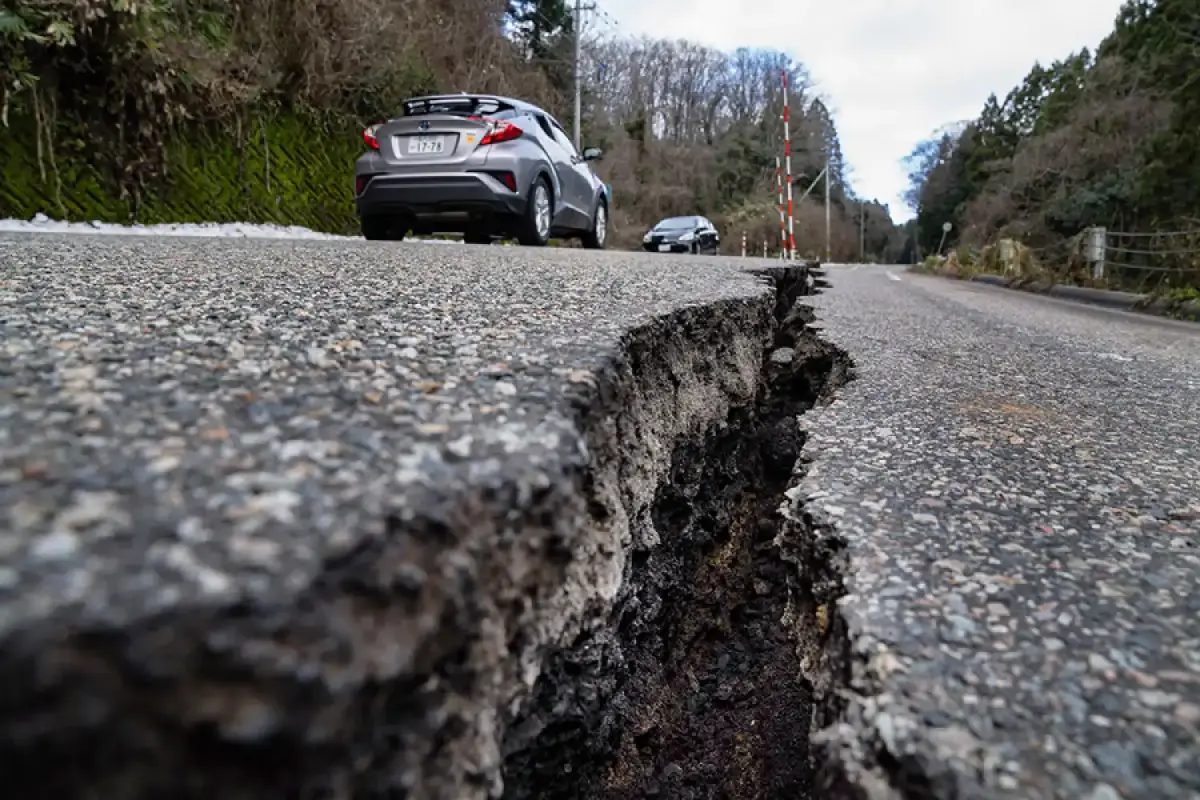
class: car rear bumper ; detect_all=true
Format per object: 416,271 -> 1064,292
356,173 -> 526,219
643,241 -> 692,253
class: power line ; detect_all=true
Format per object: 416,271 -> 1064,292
588,1 -> 621,33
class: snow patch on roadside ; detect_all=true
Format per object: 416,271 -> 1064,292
0,214 -> 491,245
0,213 -> 353,240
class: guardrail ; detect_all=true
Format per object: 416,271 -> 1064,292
979,226 -> 1200,296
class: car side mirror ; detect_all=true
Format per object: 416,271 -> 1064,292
582,147 -> 603,161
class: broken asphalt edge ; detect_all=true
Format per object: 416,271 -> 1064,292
0,258 -> 897,799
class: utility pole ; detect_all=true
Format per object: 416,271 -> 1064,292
573,0 -> 583,151
824,157 -> 831,262
859,201 -> 865,262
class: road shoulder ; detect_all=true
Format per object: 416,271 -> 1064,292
802,267 -> 1200,799
911,268 -> 1200,323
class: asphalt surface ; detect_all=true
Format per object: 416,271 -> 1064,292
803,265 -> 1200,799
0,234 -> 777,637
2,237 -> 1198,799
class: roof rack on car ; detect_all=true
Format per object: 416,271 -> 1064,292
402,95 -> 517,117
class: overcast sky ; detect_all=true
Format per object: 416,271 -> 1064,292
596,0 -> 1128,222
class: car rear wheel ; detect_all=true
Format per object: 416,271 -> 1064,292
361,215 -> 406,242
516,178 -> 552,247
581,199 -> 607,250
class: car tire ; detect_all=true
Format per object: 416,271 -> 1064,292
581,198 -> 608,250
516,176 -> 552,247
361,215 -> 405,241
689,242 -> 698,255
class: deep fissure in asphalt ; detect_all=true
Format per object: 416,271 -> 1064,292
503,271 -> 854,799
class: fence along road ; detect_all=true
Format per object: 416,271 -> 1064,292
994,226 -> 1200,296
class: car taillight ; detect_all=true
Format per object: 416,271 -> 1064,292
479,120 -> 521,146
363,124 -> 380,150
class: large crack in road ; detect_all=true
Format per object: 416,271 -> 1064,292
0,240 -> 867,799
503,268 -> 856,799
6,245 -> 1189,798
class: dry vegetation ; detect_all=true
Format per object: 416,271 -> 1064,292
0,0 -> 903,256
580,37 -> 901,253
903,0 -> 1200,286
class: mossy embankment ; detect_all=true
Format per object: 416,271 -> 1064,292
1,109 -> 361,233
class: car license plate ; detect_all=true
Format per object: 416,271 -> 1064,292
658,244 -> 671,252
407,135 -> 444,154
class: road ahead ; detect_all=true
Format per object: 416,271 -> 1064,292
0,238 -> 1197,799
805,265 -> 1200,799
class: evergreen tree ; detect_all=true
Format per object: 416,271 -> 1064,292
504,0 -> 575,100
905,0 -> 1200,254
806,99 -> 846,195
505,0 -> 573,62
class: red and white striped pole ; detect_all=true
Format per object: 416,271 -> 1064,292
775,157 -> 786,259
782,69 -> 796,260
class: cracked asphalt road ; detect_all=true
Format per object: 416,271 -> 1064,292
0,233 -> 791,797
803,265 -> 1200,800
2,234 -> 1197,799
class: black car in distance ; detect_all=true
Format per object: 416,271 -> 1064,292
641,215 -> 721,255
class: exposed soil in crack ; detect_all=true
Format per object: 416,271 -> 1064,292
502,268 -> 854,800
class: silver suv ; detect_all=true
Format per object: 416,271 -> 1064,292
354,93 -> 610,247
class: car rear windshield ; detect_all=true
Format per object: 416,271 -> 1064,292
654,217 -> 697,230
402,96 -> 517,118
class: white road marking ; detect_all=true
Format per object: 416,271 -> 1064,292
886,271 -> 902,281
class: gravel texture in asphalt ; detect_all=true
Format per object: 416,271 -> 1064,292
803,265 -> 1200,800
3,236 -> 1198,800
0,233 -> 800,798
0,236 -> 756,625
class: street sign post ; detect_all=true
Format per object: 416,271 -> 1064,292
937,221 -> 953,255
